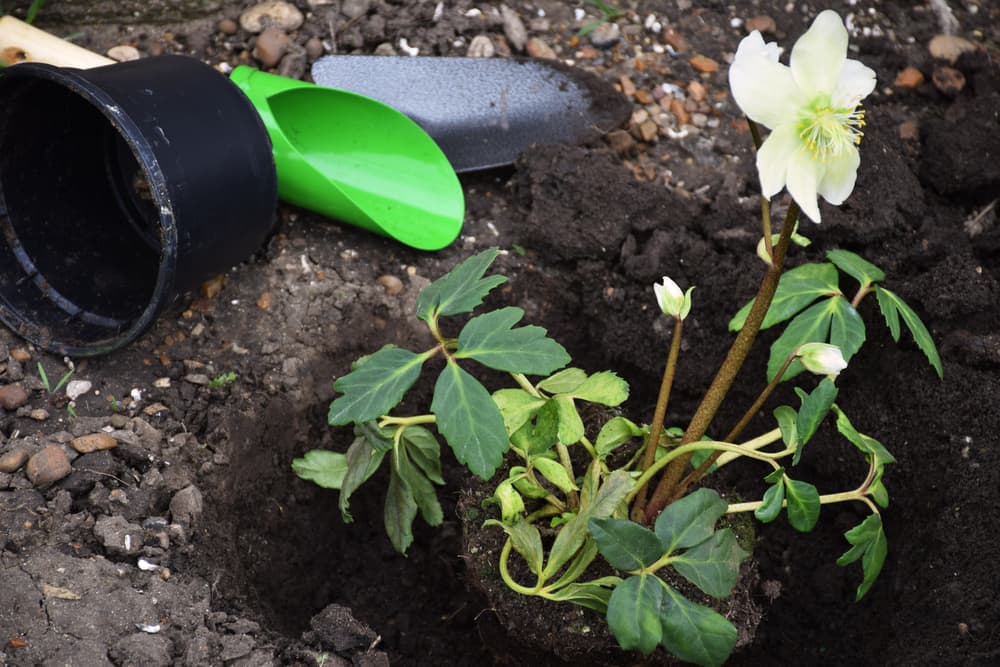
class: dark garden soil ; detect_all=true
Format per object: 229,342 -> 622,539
2,0 -> 1000,665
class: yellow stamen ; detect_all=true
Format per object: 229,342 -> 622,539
798,101 -> 866,162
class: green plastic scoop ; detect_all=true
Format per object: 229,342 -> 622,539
229,66 -> 463,251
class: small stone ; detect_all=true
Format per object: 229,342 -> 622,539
638,120 -> 658,142
170,485 -> 204,526
745,15 -> 776,34
670,98 -> 690,125
10,348 -> 31,363
26,446 -> 71,486
341,0 -> 370,20
662,29 -> 689,52
254,26 -> 291,68
606,129 -> 635,153
895,66 -> 924,89
467,35 -> 495,58
691,112 -> 708,127
376,275 -> 404,296
107,45 -> 141,62
0,384 -> 29,410
218,18 -> 239,35
153,377 -> 171,389
687,80 -> 707,102
305,37 -> 324,60
93,515 -> 144,555
500,5 -> 528,52
29,409 -> 48,421
240,1 -> 304,33
525,37 -> 557,60
932,66 -> 966,96
65,380 -> 92,401
256,291 -> 273,310
588,22 -> 621,49
899,120 -> 920,141
184,374 -> 210,386
689,54 -> 720,73
928,34 -> 976,64
618,75 -> 636,97
0,449 -> 29,473
70,433 -> 118,454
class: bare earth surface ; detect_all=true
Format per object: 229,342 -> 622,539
1,1 -> 999,665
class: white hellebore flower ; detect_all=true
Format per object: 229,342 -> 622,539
654,277 -> 694,320
729,10 -> 877,223
797,342 -> 848,377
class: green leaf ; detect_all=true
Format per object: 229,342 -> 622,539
510,467 -> 549,498
486,519 -> 544,575
774,406 -> 799,450
659,584 -> 738,667
401,426 -> 444,484
767,298 -> 835,381
595,417 -> 643,459
794,377 -> 838,464
544,470 -> 632,578
755,476 -> 785,523
292,450 -> 348,489
510,399 -> 560,457
544,580 -> 616,613
832,405 -> 896,468
537,368 -> 587,394
729,262 -> 839,332
329,346 -> 430,424
394,442 -> 443,527
870,479 -> 890,508
384,466 -> 418,554
455,307 -> 570,375
606,574 -> 664,656
654,488 -> 729,554
488,479 -> 525,522
874,286 -> 943,379
338,429 -> 389,522
549,537 -> 600,590
492,388 -> 547,436
836,514 -> 887,600
532,456 -> 578,494
672,529 -> 749,598
826,249 -> 885,287
432,361 -> 509,479
875,286 -> 901,341
415,247 -> 507,322
567,371 -> 629,406
830,297 -> 866,364
589,518 -> 666,570
554,395 -> 585,444
785,478 -> 820,532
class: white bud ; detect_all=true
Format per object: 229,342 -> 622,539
797,343 -> 847,377
653,277 -> 694,320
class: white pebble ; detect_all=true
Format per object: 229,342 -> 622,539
65,380 -> 92,401
399,38 -> 419,56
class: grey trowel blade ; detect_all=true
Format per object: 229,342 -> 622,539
311,56 -> 630,172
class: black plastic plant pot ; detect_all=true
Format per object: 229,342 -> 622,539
0,55 -> 277,356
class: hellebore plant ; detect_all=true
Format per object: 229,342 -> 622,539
294,11 -> 940,667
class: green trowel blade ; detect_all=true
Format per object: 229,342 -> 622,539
230,66 -> 464,251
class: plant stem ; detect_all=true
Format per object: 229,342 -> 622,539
379,414 -> 437,428
643,202 -> 800,523
555,443 -> 580,509
512,372 -> 542,397
631,317 -> 683,520
714,428 -> 786,467
498,539 -> 544,595
726,489 -> 879,516
851,283 -> 874,309
676,352 -> 796,490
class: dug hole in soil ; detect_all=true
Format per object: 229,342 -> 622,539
2,0 -> 999,665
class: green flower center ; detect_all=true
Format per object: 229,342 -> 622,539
798,98 -> 866,162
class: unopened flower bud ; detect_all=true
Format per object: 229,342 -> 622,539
797,342 -> 847,377
653,277 -> 694,320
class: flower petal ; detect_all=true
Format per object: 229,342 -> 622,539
729,31 -> 805,129
831,59 -> 877,108
755,123 -> 801,198
817,146 -> 860,205
785,148 -> 824,223
790,10 -> 848,98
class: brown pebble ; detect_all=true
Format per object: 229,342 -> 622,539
576,46 -> 598,60
29,409 -> 49,422
745,15 -> 777,34
0,449 -> 29,473
638,120 -> 658,143
634,89 -> 654,105
662,29 -> 689,53
928,34 -> 976,64
26,446 -> 71,486
525,37 -> 557,60
218,18 -> 239,35
10,348 -> 31,363
376,275 -> 404,296
895,66 -> 924,89
689,54 -> 720,74
0,384 -> 29,410
670,98 -> 690,125
687,80 -> 707,102
932,66 -> 965,96
70,433 -> 118,454
619,75 -> 637,97
256,291 -> 273,310
898,120 -> 920,141
305,37 -> 324,60
201,275 -> 225,299
605,129 -> 635,153
254,26 -> 291,68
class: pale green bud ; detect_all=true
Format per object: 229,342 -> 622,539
653,276 -> 694,320
797,342 -> 847,377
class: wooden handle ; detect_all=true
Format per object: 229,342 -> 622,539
0,15 -> 114,68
